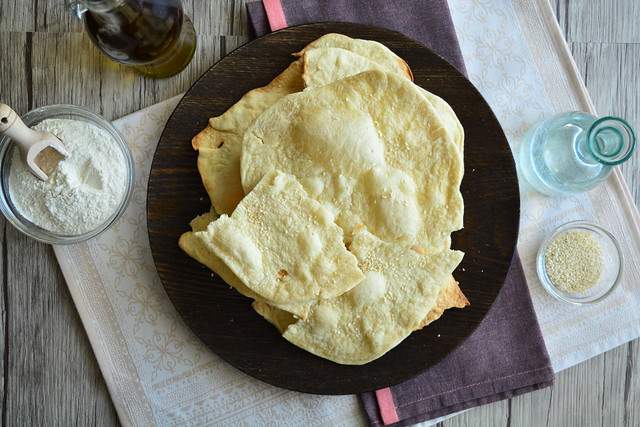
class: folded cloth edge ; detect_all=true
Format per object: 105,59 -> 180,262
262,0 -> 288,31
369,376 -> 555,427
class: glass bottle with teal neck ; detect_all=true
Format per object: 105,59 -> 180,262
518,112 -> 636,197
67,0 -> 196,79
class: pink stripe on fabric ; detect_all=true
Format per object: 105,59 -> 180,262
262,0 -> 288,31
375,388 -> 400,425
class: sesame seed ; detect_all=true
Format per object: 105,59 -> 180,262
544,230 -> 604,293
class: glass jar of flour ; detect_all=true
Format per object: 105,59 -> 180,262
0,104 -> 134,244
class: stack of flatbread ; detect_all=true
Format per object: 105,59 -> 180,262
179,34 -> 467,365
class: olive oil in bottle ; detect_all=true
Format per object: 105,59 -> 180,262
68,0 -> 196,79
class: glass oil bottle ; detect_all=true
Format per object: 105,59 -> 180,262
519,112 -> 635,196
67,0 -> 196,79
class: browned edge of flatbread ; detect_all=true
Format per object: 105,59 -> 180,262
414,275 -> 469,331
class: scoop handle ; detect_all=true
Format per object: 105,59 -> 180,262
0,103 -> 43,156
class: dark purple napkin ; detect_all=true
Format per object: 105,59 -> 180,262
247,0 -> 466,75
246,1 -> 555,425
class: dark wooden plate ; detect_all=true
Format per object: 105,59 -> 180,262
147,23 -> 519,395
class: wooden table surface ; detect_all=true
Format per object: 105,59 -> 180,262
0,0 -> 638,425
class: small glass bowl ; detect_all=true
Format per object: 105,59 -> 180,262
536,220 -> 623,305
0,104 -> 133,244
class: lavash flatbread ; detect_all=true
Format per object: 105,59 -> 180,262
179,208 -> 318,318
253,272 -> 469,335
255,228 -> 464,365
192,60 -> 305,215
301,47 -> 463,152
181,35 -> 467,365
192,35 -> 413,216
294,33 -> 413,81
414,275 -> 469,330
301,46 -> 412,88
241,69 -> 463,247
183,170 -> 364,306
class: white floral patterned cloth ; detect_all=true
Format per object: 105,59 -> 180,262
449,0 -> 640,373
53,0 -> 640,425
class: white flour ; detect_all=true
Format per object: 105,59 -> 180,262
8,118 -> 128,235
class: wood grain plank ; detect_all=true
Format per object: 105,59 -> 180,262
36,0 -> 84,33
0,0 -> 35,32
0,2 -> 254,423
547,356 -> 605,425
546,0 -> 568,40
569,42 -> 640,204
22,2 -> 253,122
565,0 -> 640,43
601,345 -> 629,426
442,400 -> 509,426
3,229 -> 118,425
625,341 -> 639,427
0,32 -> 30,113
184,0 -> 252,36
0,29 -> 26,427
31,33 -> 104,112
508,386 -> 554,426
550,3 -> 640,427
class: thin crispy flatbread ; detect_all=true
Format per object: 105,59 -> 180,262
192,60 -> 305,215
241,70 -> 463,247
253,274 -> 469,334
179,210 -> 316,318
414,276 -> 469,331
193,35 -> 415,216
301,46 -> 463,152
183,171 -> 364,306
255,229 -> 463,365
294,33 -> 413,81
181,35 -> 467,365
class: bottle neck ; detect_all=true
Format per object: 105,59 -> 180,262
79,0 -> 128,13
586,116 -> 636,166
66,0 -> 134,19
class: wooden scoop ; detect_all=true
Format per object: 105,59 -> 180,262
0,103 -> 68,181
